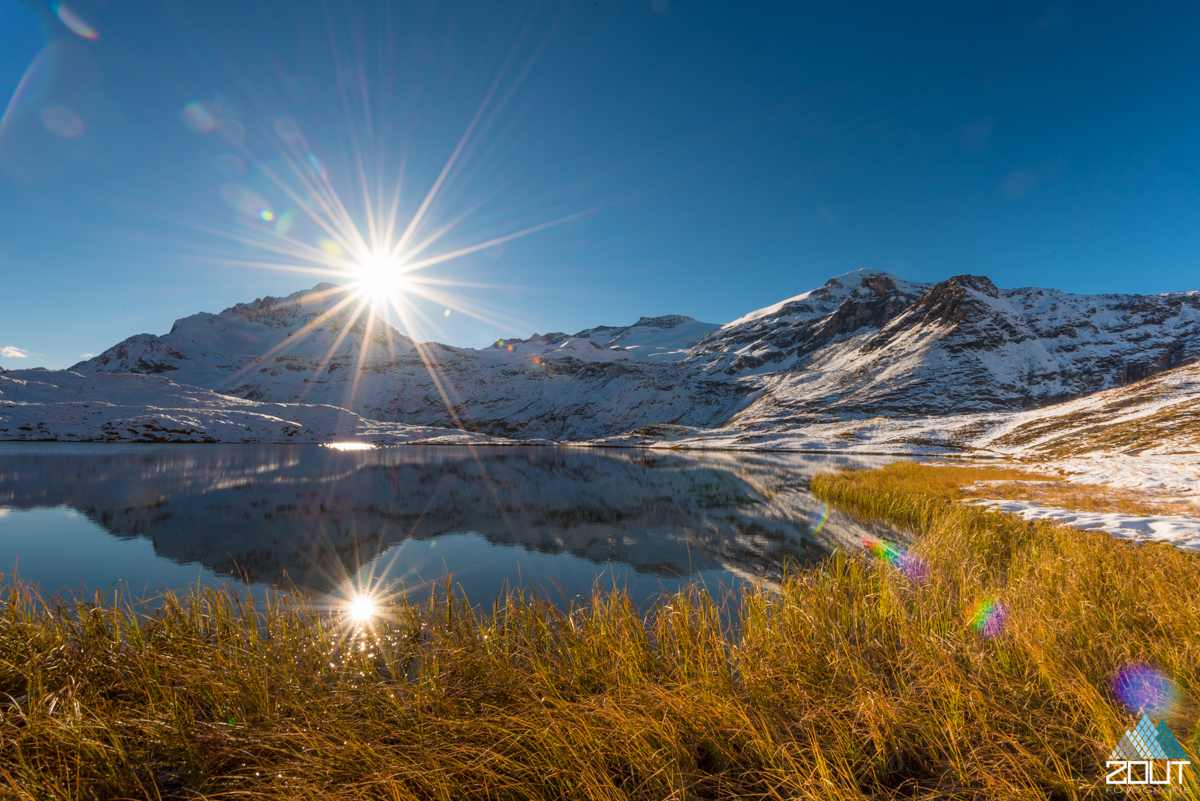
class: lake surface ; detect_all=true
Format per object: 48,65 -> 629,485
0,443 -> 896,609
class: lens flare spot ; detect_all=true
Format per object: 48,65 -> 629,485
813,503 -> 830,534
444,309 -> 451,317
971,597 -> 1008,638
307,153 -> 327,180
900,553 -> 928,581
53,3 -> 97,39
318,238 -> 344,258
1112,664 -> 1178,716
274,211 -> 294,235
41,105 -> 82,138
220,183 -> 272,221
181,102 -> 216,134
862,535 -> 927,580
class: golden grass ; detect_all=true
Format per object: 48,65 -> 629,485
1,462 -> 1198,799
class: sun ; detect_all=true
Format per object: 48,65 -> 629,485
352,253 -> 406,301
346,593 -> 378,624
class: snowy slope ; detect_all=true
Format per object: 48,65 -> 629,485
598,360 -> 1200,458
70,286 -> 741,439
0,369 -> 495,444
40,268 -> 1200,442
572,315 -> 722,361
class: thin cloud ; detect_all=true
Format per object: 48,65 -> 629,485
1,346 -> 29,359
78,352 -> 95,358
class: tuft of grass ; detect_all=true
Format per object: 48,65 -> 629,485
1,462 -> 1198,799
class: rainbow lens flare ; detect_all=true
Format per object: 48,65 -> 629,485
307,153 -> 327,179
53,3 -> 97,39
181,101 -> 216,134
220,183 -> 273,222
900,552 -> 928,581
863,536 -> 928,581
971,597 -> 1008,638
41,105 -> 82,138
1112,664 -> 1178,716
813,503 -> 830,534
866,537 -> 902,566
318,238 -> 344,257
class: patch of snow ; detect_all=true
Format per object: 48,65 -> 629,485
1041,455 -> 1200,507
964,499 -> 1200,552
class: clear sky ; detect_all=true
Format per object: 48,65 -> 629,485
2,0 -> 1199,369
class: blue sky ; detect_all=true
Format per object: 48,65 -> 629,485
2,0 -> 1198,368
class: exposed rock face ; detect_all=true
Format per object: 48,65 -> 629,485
65,269 -> 1200,440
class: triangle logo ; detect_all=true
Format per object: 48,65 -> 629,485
1155,719 -> 1190,761
1108,731 -> 1144,761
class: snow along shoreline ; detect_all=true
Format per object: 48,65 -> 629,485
964,498 -> 1200,553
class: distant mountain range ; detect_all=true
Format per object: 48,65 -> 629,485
3,269 -> 1198,447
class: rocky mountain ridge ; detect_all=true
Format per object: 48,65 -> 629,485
54,269 -> 1200,441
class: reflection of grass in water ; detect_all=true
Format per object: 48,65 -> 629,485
2,462 -> 1198,798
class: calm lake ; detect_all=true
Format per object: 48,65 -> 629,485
0,443 -> 896,609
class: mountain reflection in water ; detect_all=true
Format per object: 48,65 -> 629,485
0,444 -> 898,604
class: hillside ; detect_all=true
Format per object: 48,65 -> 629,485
0,369 -> 491,445
26,268 -> 1200,443
608,359 -> 1200,458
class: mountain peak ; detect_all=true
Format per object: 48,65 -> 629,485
632,315 -> 696,329
724,269 -> 926,329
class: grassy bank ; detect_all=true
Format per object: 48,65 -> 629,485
2,463 -> 1197,799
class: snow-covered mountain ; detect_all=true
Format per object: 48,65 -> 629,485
52,269 -> 1200,441
695,270 -> 1200,423
68,285 -> 742,439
